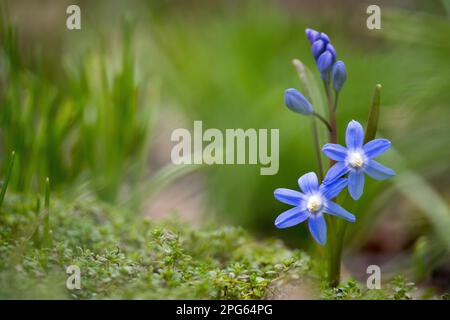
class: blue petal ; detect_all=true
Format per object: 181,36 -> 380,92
324,201 -> 356,222
345,120 -> 364,149
320,178 -> 348,200
323,162 -> 349,184
274,188 -> 306,206
298,172 -> 319,194
322,143 -> 348,161
364,159 -> 396,180
348,171 -> 365,200
308,214 -> 327,245
363,139 -> 391,159
275,207 -> 310,229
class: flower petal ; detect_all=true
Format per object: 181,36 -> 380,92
345,120 -> 364,149
298,172 -> 319,194
348,171 -> 365,200
363,139 -> 391,159
364,159 -> 396,180
322,143 -> 348,161
275,207 -> 310,229
323,162 -> 349,184
274,188 -> 306,206
324,201 -> 356,222
319,178 -> 348,200
308,214 -> 327,245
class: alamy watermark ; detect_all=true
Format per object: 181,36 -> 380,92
366,264 -> 381,289
66,5 -> 81,30
171,121 -> 279,175
367,5 -> 381,30
66,265 -> 81,290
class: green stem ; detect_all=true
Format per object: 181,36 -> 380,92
313,112 -> 333,132
311,119 -> 324,181
323,80 -> 342,287
324,82 -> 337,146
329,221 -> 347,287
334,92 -> 339,112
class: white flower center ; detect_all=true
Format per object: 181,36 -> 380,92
348,152 -> 364,168
307,195 -> 323,213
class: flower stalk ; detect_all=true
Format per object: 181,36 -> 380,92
311,119 -> 324,180
323,79 -> 340,287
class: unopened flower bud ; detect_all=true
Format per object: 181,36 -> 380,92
311,40 -> 325,60
305,28 -> 320,44
317,51 -> 333,78
326,43 -> 336,62
319,32 -> 330,44
332,61 -> 347,92
284,88 -> 314,115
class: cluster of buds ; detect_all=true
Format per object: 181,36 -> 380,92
306,28 -> 346,91
284,28 -> 348,119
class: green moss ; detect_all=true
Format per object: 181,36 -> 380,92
321,276 -> 421,300
0,194 -> 313,299
0,193 -> 425,299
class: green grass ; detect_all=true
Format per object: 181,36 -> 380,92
0,9 -> 154,203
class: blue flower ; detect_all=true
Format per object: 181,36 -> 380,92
284,88 -> 314,115
274,172 -> 356,245
322,120 -> 396,200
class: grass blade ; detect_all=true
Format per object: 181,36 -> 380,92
43,177 -> 52,247
364,84 -> 382,143
0,151 -> 15,209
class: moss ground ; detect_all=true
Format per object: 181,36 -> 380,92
0,193 -> 419,299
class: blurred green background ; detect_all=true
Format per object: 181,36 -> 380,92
1,0 -> 449,290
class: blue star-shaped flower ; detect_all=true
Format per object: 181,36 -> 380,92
322,120 -> 396,200
274,172 -> 355,245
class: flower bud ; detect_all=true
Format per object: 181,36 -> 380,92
284,88 -> 314,115
320,32 -> 330,44
332,61 -> 347,92
305,28 -> 320,44
311,40 -> 325,60
317,51 -> 333,76
326,43 -> 336,61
